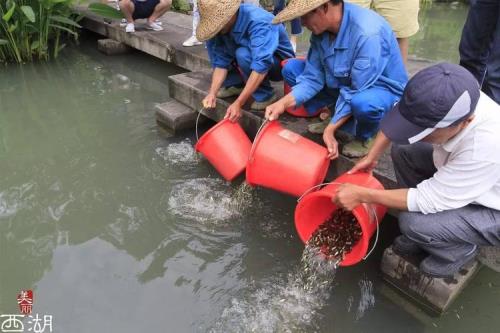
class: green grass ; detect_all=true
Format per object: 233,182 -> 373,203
0,0 -> 82,64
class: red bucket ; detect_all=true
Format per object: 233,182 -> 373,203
281,58 -> 322,118
195,119 -> 252,181
246,121 -> 330,197
294,172 -> 387,266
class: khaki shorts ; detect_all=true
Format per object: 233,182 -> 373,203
347,0 -> 420,38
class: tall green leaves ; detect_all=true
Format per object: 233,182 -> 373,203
0,0 -> 82,63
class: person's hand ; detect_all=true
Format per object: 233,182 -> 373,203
348,155 -> 378,174
265,101 -> 286,121
323,129 -> 339,160
334,183 -> 366,211
202,93 -> 217,109
225,101 -> 242,122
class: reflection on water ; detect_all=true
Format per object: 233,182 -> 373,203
0,33 -> 499,333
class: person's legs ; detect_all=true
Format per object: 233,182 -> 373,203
482,4 -> 500,103
373,0 -> 420,65
459,0 -> 499,88
119,0 -> 135,23
282,59 -> 334,115
399,206 -> 500,276
148,0 -> 171,24
390,142 -> 436,188
234,46 -> 276,102
349,86 -> 400,141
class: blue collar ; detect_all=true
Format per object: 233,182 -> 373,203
320,2 -> 351,55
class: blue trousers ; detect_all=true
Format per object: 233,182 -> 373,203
223,46 -> 282,102
273,0 -> 302,35
459,0 -> 500,103
283,58 -> 399,140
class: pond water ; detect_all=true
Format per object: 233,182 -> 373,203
0,33 -> 498,332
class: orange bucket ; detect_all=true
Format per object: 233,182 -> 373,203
281,58 -> 322,118
294,172 -> 387,266
195,118 -> 252,181
246,120 -> 330,197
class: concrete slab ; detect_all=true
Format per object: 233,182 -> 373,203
97,38 -> 132,55
76,7 -> 210,72
155,100 -> 199,133
380,247 -> 481,315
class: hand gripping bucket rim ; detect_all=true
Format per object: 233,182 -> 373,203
280,58 -> 322,118
294,173 -> 387,266
194,110 -> 252,181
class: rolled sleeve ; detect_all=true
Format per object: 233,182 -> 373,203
291,40 -> 325,106
207,38 -> 234,70
332,34 -> 390,124
249,23 -> 278,73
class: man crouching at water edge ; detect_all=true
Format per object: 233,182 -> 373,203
335,63 -> 500,278
197,0 -> 295,121
265,0 -> 408,159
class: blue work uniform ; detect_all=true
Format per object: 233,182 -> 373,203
207,4 -> 295,102
282,3 -> 408,140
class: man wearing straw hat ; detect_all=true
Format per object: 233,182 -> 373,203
335,63 -> 500,278
198,0 -> 295,121
265,0 -> 407,159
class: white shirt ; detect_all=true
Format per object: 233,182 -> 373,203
407,92 -> 500,214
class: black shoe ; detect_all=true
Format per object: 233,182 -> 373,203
392,235 -> 423,257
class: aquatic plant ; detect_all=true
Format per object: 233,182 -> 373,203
0,0 -> 81,64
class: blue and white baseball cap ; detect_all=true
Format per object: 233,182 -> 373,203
381,63 -> 480,144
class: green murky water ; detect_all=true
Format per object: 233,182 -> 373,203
0,20 -> 498,333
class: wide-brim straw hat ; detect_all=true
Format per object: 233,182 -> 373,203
272,0 -> 330,24
196,0 -> 241,42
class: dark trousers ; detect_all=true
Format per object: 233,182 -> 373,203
391,143 -> 500,265
459,0 -> 500,103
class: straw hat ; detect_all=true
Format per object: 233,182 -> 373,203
272,0 -> 330,24
196,0 -> 241,42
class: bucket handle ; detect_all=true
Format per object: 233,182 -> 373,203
247,119 -> 269,164
195,107 -> 207,142
297,181 -> 380,261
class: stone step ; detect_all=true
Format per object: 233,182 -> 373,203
155,100 -> 200,134
380,247 -> 482,315
76,7 -> 210,72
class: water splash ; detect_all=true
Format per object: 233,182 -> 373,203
0,183 -> 34,219
168,178 -> 241,223
210,244 -> 337,332
229,182 -> 254,212
155,138 -> 198,165
355,277 -> 375,321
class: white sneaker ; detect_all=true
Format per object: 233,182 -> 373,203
183,35 -> 202,47
291,40 -> 297,54
120,19 -> 127,27
125,23 -> 135,33
146,22 -> 163,31
154,20 -> 162,26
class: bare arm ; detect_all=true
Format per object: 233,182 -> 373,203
335,184 -> 409,211
209,67 -> 228,96
234,71 -> 267,107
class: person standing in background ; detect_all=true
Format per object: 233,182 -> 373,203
346,0 -> 419,64
459,0 -> 499,103
183,0 -> 203,47
274,0 -> 302,53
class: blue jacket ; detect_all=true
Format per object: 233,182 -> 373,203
291,3 -> 408,124
206,4 -> 295,74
